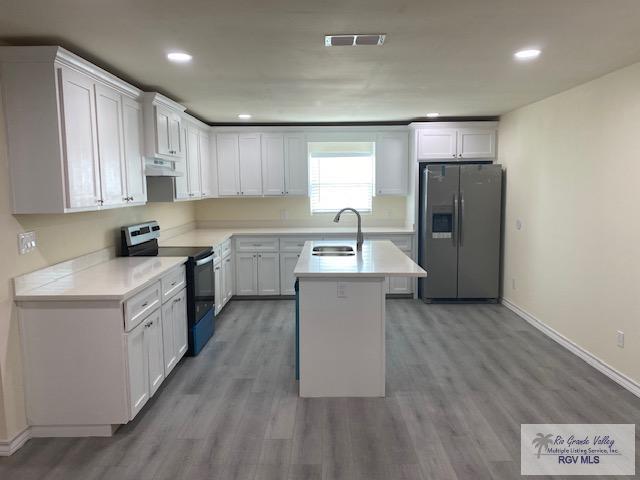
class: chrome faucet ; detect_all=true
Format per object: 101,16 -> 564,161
333,207 -> 364,251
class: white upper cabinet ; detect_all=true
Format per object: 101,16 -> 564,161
199,129 -> 211,198
457,128 -> 496,159
58,66 -> 102,209
142,93 -> 186,161
375,132 -> 408,195
95,83 -> 126,207
284,134 -> 308,195
238,133 -> 263,196
417,129 -> 458,160
0,47 -> 147,213
121,98 -> 146,204
217,133 -> 241,196
208,134 -> 219,198
416,125 -> 497,161
186,124 -> 202,198
261,134 -> 285,195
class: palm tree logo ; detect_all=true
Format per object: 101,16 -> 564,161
532,433 -> 554,459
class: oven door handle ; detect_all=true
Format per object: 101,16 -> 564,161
195,254 -> 215,266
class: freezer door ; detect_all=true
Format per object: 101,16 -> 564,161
420,165 -> 460,300
457,164 -> 502,298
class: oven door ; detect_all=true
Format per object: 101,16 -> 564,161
193,253 -> 215,323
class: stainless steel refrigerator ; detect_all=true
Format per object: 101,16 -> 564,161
419,163 -> 502,301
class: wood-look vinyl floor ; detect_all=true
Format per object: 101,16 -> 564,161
1,299 -> 638,479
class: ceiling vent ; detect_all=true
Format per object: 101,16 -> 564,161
324,34 -> 386,47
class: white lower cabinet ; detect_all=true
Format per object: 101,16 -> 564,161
214,258 -> 223,314
235,252 -> 259,295
235,251 -> 280,296
161,288 -> 187,376
257,253 -> 280,295
126,316 -> 150,420
222,253 -> 234,304
126,307 -> 163,419
388,275 -> 413,294
280,252 -> 300,295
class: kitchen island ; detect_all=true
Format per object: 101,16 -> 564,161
294,240 -> 426,397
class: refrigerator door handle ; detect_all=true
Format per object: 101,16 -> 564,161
453,192 -> 459,246
459,190 -> 465,246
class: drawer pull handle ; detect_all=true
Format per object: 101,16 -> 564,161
171,281 -> 177,286
174,297 -> 181,303
141,302 -> 148,307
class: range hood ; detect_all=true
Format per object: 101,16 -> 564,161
144,158 -> 183,177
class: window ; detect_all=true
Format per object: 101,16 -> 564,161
308,142 -> 375,213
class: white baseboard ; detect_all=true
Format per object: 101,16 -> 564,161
501,297 -> 640,399
0,427 -> 30,456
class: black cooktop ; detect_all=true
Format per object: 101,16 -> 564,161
157,246 -> 213,259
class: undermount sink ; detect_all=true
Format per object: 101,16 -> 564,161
312,245 -> 355,256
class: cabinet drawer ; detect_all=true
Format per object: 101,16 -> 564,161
235,237 -> 279,252
124,282 -> 161,332
221,239 -> 232,258
279,237 -> 313,253
161,266 -> 186,303
368,235 -> 413,251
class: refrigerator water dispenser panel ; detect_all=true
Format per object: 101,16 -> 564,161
432,213 -> 453,239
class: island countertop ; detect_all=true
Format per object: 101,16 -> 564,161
293,240 -> 427,278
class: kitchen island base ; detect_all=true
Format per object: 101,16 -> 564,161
298,277 -> 386,397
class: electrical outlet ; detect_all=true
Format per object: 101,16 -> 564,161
18,231 -> 37,255
337,282 -> 347,298
511,278 -> 516,290
280,209 -> 289,220
617,331 -> 624,348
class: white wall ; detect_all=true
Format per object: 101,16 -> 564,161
499,61 -> 640,385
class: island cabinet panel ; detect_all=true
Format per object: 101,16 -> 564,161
299,277 -> 386,397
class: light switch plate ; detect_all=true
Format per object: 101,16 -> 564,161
18,231 -> 37,255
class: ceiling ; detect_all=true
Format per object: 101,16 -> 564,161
1,0 -> 640,124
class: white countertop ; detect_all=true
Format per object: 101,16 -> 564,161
293,240 -> 427,278
160,226 -> 415,248
15,257 -> 187,302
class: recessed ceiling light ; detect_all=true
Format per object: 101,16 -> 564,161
426,112 -> 440,118
238,114 -> 252,120
514,48 -> 541,60
167,52 -> 192,63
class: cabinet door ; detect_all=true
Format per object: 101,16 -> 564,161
173,289 -> 188,360
376,132 -> 408,195
389,276 -> 413,294
186,125 -> 201,197
95,83 -> 126,206
161,299 -> 177,375
258,252 -> 280,295
238,133 -> 262,195
199,130 -> 211,198
279,252 -> 299,295
122,98 -> 146,204
284,134 -> 307,195
458,129 -> 496,159
155,106 -> 171,156
58,67 -> 101,209
417,129 -> 457,160
174,126 -> 190,199
126,320 -> 149,420
145,310 -> 165,397
168,113 -> 182,156
208,135 -> 219,197
261,134 -> 285,195
235,252 -> 258,295
217,134 -> 240,196
223,255 -> 234,303
214,262 -> 223,314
